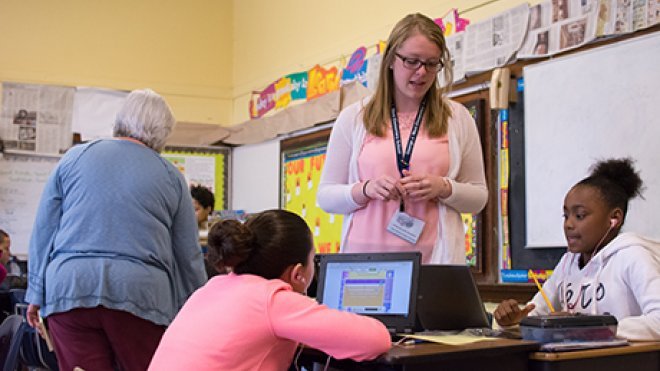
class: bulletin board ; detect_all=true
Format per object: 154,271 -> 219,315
162,145 -> 230,210
280,130 -> 342,254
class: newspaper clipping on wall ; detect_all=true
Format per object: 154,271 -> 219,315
596,0 -> 660,36
445,32 -> 467,84
1,82 -> 74,154
464,4 -> 530,74
518,0 -> 599,59
446,4 -> 529,82
518,0 -> 659,59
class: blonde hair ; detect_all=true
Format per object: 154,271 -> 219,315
113,89 -> 176,152
363,13 -> 453,137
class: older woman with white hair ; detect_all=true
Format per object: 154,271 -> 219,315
25,89 -> 207,371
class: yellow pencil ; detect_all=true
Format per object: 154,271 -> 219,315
529,269 -> 555,313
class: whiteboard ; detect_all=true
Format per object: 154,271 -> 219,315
0,155 -> 59,256
524,32 -> 660,247
231,139 -> 280,213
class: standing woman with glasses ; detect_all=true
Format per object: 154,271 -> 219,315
318,13 -> 487,264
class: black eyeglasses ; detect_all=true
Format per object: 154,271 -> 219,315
395,53 -> 444,72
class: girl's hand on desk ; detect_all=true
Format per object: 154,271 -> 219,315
494,299 -> 535,327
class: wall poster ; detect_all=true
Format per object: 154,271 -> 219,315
163,146 -> 230,211
281,130 -> 342,254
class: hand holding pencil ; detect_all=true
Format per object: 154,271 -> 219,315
529,269 -> 555,313
528,270 -> 574,317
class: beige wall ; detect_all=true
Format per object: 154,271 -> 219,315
0,0 -> 535,127
0,0 -> 233,124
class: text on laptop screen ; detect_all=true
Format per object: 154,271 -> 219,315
320,260 -> 414,315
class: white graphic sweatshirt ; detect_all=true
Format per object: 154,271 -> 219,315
529,233 -> 660,341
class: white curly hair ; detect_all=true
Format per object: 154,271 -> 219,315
113,89 -> 176,152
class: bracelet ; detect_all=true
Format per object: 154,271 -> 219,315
362,180 -> 371,199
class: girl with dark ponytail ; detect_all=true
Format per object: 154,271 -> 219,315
207,210 -> 315,289
150,209 -> 391,370
494,158 -> 660,341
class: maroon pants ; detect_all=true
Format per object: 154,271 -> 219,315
47,306 -> 166,371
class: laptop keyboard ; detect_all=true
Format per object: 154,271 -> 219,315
463,328 -> 522,339
463,328 -> 502,337
415,328 -> 522,339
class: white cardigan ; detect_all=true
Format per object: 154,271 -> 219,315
317,98 -> 488,264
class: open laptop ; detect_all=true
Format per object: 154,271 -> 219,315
415,264 -> 491,332
315,252 -> 421,336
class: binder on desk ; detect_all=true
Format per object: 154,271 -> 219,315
521,314 -> 618,344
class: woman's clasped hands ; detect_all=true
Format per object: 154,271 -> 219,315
400,170 -> 452,201
363,170 -> 452,203
363,175 -> 406,201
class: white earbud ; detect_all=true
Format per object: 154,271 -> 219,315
591,218 -> 617,258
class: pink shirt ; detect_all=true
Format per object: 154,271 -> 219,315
149,273 -> 391,371
346,112 -> 449,263
318,99 -> 488,264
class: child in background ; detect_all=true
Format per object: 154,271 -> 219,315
0,229 -> 28,291
148,209 -> 391,370
190,184 -> 215,231
494,158 -> 660,340
0,229 -> 10,285
190,185 -> 220,278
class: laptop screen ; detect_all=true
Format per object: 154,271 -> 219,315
415,264 -> 490,331
316,252 -> 421,333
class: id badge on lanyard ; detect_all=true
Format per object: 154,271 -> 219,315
386,98 -> 426,244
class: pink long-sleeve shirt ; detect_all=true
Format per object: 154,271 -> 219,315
148,273 -> 391,371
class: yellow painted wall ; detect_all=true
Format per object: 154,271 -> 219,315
0,0 -> 538,127
231,0 -> 537,124
0,0 -> 233,125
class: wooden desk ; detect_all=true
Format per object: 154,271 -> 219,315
529,342 -> 660,371
302,338 -> 539,371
